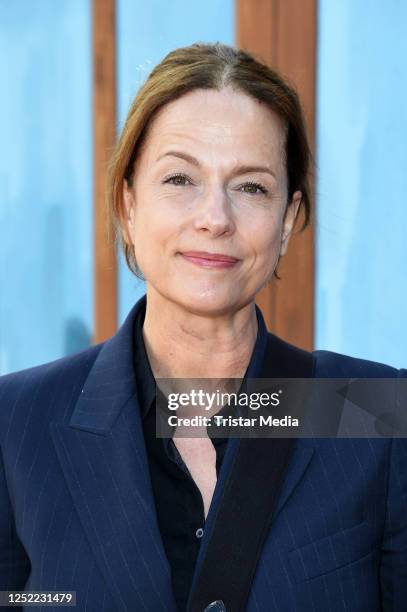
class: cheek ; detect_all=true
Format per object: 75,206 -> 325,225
244,215 -> 282,258
131,207 -> 177,263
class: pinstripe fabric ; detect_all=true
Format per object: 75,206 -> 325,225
0,295 -> 406,611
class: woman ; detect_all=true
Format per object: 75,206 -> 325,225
0,42 -> 405,612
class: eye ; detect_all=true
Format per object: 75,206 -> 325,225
163,173 -> 192,186
239,181 -> 269,196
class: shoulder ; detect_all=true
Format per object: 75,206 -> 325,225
0,343 -> 104,438
313,348 -> 405,378
266,330 -> 404,378
0,342 -> 103,391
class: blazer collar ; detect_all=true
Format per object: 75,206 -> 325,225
68,292 -> 277,434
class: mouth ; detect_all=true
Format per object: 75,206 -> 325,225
179,251 -> 241,269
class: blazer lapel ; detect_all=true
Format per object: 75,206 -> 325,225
187,315 -> 316,611
50,296 -> 178,612
254,330 -> 316,524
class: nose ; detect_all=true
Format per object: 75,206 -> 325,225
192,185 -> 236,237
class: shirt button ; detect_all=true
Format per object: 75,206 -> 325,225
195,527 -> 204,539
203,601 -> 226,611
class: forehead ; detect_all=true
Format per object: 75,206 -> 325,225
139,87 -> 286,167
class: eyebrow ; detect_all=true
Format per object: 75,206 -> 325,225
156,150 -> 277,179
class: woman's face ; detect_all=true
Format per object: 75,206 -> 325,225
123,86 -> 302,315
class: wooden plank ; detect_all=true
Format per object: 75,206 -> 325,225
93,0 -> 117,343
236,0 -> 274,64
236,0 -> 316,350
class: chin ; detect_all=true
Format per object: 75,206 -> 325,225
170,289 -> 239,317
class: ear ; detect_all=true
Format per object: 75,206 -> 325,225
280,190 -> 302,257
122,179 -> 136,245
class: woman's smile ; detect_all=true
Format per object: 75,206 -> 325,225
179,250 -> 241,269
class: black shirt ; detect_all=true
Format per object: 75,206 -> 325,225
132,301 -> 268,611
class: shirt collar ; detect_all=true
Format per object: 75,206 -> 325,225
133,297 -> 269,419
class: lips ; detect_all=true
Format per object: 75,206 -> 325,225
180,251 -> 239,263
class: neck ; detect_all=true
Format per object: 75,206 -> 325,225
141,286 -> 258,381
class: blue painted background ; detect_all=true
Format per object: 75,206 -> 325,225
316,0 -> 407,368
1,1 -> 404,373
0,1 -> 93,374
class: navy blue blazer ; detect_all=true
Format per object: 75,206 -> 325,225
0,294 -> 406,611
